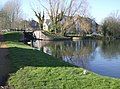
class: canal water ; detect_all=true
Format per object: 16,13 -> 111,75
33,40 -> 120,78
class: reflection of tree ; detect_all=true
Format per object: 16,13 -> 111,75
35,40 -> 98,68
47,42 -> 63,58
101,40 -> 120,59
63,45 -> 93,68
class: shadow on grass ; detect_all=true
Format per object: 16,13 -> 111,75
0,48 -> 10,86
8,47 -> 74,73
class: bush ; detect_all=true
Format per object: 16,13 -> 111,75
102,15 -> 120,38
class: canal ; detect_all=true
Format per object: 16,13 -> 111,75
33,39 -> 120,78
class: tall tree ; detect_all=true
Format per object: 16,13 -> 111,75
0,9 -> 11,30
33,0 -> 89,35
33,10 -> 45,30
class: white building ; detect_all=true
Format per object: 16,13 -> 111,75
43,19 -> 51,31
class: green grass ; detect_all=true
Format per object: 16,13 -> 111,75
4,32 -> 120,89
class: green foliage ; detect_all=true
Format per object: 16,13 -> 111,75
4,32 -> 120,89
8,67 -> 120,89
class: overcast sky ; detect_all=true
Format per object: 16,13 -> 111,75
1,0 -> 120,24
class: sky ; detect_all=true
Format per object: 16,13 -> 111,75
88,0 -> 120,23
0,0 -> 120,24
0,0 -> 8,8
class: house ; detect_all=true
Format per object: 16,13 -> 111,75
43,16 -> 71,32
43,19 -> 51,31
29,20 -> 39,30
43,15 -> 98,35
75,16 -> 98,34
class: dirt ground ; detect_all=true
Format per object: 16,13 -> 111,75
0,32 -> 10,88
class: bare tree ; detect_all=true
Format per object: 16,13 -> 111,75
33,10 -> 45,30
33,0 -> 89,35
2,0 -> 22,29
0,9 -> 11,31
102,11 -> 120,38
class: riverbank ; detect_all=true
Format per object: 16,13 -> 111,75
43,31 -> 103,40
33,31 -> 71,41
4,32 -> 120,89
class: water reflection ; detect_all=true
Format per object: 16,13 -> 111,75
33,40 -> 120,78
61,40 -> 97,70
101,40 -> 120,59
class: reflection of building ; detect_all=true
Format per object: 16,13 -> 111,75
33,40 -> 50,49
43,47 -> 52,55
32,40 -> 52,55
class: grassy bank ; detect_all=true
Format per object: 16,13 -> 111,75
4,32 -> 120,89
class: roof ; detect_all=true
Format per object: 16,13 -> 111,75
44,19 -> 51,25
30,20 -> 39,29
